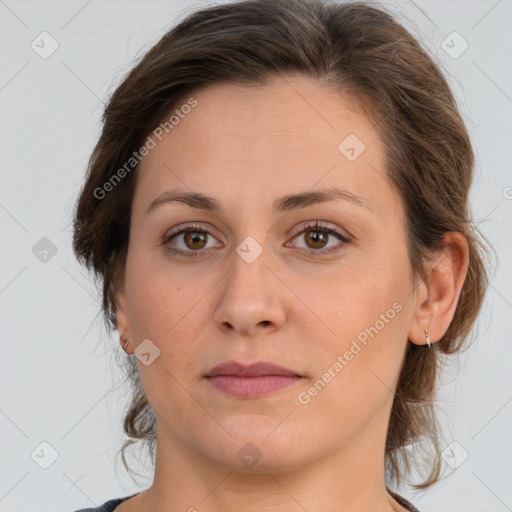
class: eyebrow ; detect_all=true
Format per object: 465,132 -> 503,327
145,186 -> 371,215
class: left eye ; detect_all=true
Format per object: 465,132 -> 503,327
287,222 -> 351,255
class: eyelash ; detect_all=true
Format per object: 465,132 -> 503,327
161,221 -> 351,259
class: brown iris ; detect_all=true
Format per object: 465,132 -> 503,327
304,230 -> 328,249
184,231 -> 208,250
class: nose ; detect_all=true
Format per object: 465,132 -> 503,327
212,245 -> 286,337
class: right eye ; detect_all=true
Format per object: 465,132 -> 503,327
162,223 -> 223,258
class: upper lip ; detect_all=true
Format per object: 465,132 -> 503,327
206,361 -> 301,377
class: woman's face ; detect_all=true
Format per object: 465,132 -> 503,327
115,75 -> 424,471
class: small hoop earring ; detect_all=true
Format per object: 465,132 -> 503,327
120,335 -> 129,352
424,329 -> 431,349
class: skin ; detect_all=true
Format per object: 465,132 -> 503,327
113,74 -> 469,512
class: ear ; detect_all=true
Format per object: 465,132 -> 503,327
110,263 -> 133,350
408,232 -> 469,347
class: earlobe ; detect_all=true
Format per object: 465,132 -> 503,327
110,268 -> 132,341
113,289 -> 130,334
408,232 -> 469,347
112,287 -> 135,354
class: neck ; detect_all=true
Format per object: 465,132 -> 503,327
136,413 -> 402,512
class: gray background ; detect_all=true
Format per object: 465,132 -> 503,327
0,1 -> 511,511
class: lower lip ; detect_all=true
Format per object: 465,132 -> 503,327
206,375 -> 302,398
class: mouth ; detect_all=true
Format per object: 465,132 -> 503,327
205,360 -> 304,398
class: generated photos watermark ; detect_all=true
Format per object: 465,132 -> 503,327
297,301 -> 403,405
93,97 -> 198,200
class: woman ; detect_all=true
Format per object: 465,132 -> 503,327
71,0 -> 489,510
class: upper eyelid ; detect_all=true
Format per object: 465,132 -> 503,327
292,221 -> 346,235
165,223 -> 223,242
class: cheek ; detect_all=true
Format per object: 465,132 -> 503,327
298,257 -> 408,347
294,256 -> 410,409
295,300 -> 407,442
124,252 -> 241,393
123,263 -> 205,415
126,239 -> 188,318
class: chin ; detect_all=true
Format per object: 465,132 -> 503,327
210,446 -> 310,474
197,419 -> 316,474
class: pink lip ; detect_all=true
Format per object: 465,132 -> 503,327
205,361 -> 303,398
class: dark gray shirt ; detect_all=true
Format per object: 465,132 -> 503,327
73,489 -> 420,512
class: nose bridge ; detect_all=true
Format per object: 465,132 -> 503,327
213,236 -> 286,334
228,236 -> 272,306
232,236 -> 269,293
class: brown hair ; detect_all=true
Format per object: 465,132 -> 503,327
72,0 -> 490,490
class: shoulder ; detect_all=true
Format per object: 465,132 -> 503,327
387,488 -> 421,512
71,495 -> 134,512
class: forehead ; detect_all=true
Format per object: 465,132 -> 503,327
164,75 -> 378,159
133,75 -> 395,219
